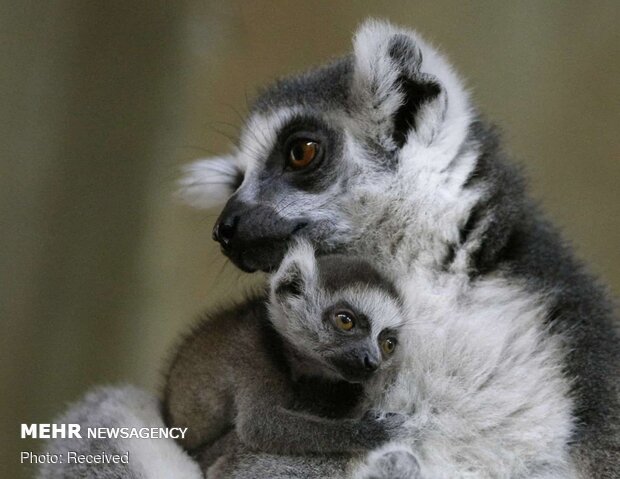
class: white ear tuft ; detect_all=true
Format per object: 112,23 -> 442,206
352,19 -> 470,150
270,239 -> 318,298
353,19 -> 419,97
176,155 -> 243,209
352,20 -> 408,127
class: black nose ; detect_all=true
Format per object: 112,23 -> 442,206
363,354 -> 379,372
212,216 -> 238,250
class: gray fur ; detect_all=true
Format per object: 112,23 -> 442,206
164,243 -> 409,462
201,434 -> 421,479
182,19 -> 619,478
198,430 -> 350,479
40,18 -> 618,479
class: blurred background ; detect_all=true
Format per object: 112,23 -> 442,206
1,1 -> 618,477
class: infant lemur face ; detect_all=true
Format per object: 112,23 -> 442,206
269,241 -> 405,383
320,302 -> 400,382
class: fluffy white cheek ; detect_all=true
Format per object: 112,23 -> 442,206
177,155 -> 241,209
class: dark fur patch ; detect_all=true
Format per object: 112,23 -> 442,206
388,33 -> 441,148
441,243 -> 457,271
232,169 -> 244,192
453,119 -> 527,276
290,376 -> 363,419
258,312 -> 292,378
252,57 -> 353,113
274,264 -> 304,297
392,77 -> 441,148
263,114 -> 344,194
316,255 -> 400,302
388,34 -> 422,71
459,203 -> 486,246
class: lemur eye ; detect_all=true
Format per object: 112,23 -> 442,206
334,311 -> 355,331
288,139 -> 319,169
381,338 -> 397,355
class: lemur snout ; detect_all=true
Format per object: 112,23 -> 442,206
213,196 -> 246,251
331,347 -> 383,382
212,215 -> 237,250
213,196 -> 308,272
364,354 -> 380,372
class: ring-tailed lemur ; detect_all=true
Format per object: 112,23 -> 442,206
165,241 -> 412,471
181,20 -> 619,478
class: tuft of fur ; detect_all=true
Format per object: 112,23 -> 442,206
176,154 -> 244,209
355,271 -> 577,478
355,443 -> 422,479
37,386 -> 202,479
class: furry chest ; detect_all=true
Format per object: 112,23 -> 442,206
377,274 -> 576,477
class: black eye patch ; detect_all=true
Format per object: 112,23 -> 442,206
260,114 -> 343,193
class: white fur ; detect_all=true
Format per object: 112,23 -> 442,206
353,270 -> 576,478
352,442 -> 420,479
344,27 -> 575,477
176,154 -> 242,209
269,239 -> 318,296
178,108 -> 301,209
351,20 -> 472,158
344,21 -> 481,275
238,109 -> 299,177
110,387 -> 202,479
268,240 -> 324,364
350,21 -> 409,150
38,386 -> 202,479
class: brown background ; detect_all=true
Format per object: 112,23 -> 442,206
1,1 -> 618,477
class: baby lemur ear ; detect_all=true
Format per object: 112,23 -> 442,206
176,155 -> 244,209
351,20 -> 451,150
270,241 -> 318,299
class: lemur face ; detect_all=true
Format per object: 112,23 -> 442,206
211,111 -> 355,272
180,21 -> 475,272
268,242 -> 405,383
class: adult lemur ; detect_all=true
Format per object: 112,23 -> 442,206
165,242 -> 410,466
37,19 -> 618,479
180,20 -> 619,478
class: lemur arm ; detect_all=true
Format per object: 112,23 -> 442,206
234,388 -> 407,454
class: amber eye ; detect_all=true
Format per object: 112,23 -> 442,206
334,311 -> 355,331
288,139 -> 319,169
381,338 -> 397,355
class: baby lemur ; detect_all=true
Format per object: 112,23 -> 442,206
164,241 -> 409,458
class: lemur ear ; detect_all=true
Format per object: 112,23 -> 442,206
271,240 -> 318,299
352,20 -> 448,149
176,155 -> 244,209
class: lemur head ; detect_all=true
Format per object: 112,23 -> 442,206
181,20 -> 482,272
268,241 -> 405,383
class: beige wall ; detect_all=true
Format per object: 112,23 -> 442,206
2,1 -> 618,477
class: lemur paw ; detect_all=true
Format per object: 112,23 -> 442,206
358,447 -> 421,479
357,410 -> 409,447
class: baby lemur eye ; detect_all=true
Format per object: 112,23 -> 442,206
288,139 -> 319,169
380,338 -> 397,355
333,310 -> 355,331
